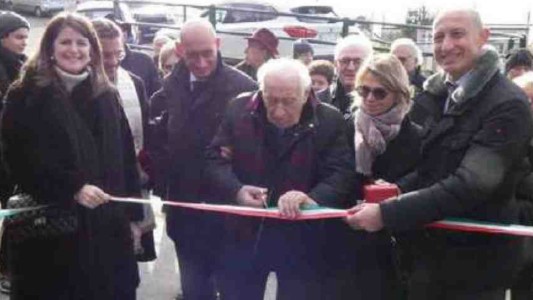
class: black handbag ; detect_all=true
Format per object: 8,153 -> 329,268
4,194 -> 78,244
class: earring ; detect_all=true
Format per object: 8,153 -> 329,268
50,56 -> 55,62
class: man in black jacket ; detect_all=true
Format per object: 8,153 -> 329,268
348,9 -> 533,300
317,35 -> 373,148
205,58 -> 355,299
0,11 -> 29,100
0,11 -> 28,295
151,19 -> 256,300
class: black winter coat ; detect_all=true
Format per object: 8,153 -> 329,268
317,79 -> 356,151
206,91 -> 356,207
0,45 -> 25,100
381,48 -> 533,289
152,54 -> 257,240
355,117 -> 422,199
121,45 -> 161,99
2,72 -> 141,298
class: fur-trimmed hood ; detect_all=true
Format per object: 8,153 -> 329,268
423,46 -> 501,104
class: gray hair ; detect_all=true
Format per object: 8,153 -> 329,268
390,38 -> 423,65
257,58 -> 312,97
334,35 -> 373,61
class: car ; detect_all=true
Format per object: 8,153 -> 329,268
4,0 -> 64,17
75,0 -> 140,43
128,4 -> 181,44
155,0 -> 361,63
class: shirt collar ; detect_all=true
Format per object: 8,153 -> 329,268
444,71 -> 472,103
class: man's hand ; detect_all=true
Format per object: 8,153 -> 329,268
345,203 -> 384,232
236,185 -> 267,208
220,146 -> 233,160
278,190 -> 317,219
74,184 -> 110,209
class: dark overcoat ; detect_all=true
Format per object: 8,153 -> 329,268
381,48 -> 533,290
1,71 -> 141,299
151,54 -> 257,246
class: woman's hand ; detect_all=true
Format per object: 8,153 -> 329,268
74,184 -> 110,209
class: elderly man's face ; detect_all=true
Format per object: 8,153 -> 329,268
335,45 -> 369,92
181,30 -> 219,79
392,45 -> 417,74
263,74 -> 307,129
433,11 -> 489,80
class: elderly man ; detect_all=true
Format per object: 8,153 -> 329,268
391,38 -> 426,94
348,9 -> 533,300
206,58 -> 354,299
318,35 -> 373,113
151,19 -> 256,300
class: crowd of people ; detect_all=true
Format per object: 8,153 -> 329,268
0,6 -> 533,300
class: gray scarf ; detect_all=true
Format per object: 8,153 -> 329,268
354,104 -> 405,176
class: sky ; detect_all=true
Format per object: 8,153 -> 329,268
264,0 -> 533,25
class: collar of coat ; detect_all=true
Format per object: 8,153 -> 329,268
0,45 -> 26,74
423,46 -> 500,104
245,90 -> 321,129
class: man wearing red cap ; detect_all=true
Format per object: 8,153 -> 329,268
235,28 -> 279,80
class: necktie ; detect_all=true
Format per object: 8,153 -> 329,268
444,82 -> 458,113
191,80 -> 207,99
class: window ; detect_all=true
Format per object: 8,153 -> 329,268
219,3 -> 277,24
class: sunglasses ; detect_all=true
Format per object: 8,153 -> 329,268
356,85 -> 389,101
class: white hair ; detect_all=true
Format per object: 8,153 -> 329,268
513,71 -> 533,90
334,35 -> 373,61
390,38 -> 423,65
257,58 -> 312,96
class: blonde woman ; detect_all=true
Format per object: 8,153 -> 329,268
346,54 -> 422,300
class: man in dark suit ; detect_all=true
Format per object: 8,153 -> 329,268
151,19 -> 257,300
349,9 -> 533,300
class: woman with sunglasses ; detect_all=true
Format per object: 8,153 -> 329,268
347,54 -> 422,300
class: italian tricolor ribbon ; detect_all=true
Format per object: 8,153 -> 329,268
110,196 -> 533,237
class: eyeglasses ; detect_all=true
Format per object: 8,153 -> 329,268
396,55 -> 412,64
338,57 -> 363,67
356,85 -> 389,100
103,50 -> 126,62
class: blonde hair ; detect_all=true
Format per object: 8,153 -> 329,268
353,54 -> 411,112
158,40 -> 179,73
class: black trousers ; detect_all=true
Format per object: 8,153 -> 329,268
218,218 -> 323,300
10,234 -> 137,300
167,210 -> 224,300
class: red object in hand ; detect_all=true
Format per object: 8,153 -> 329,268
363,183 -> 399,203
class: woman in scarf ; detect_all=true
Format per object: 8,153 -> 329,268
347,54 -> 422,300
1,13 -> 142,299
